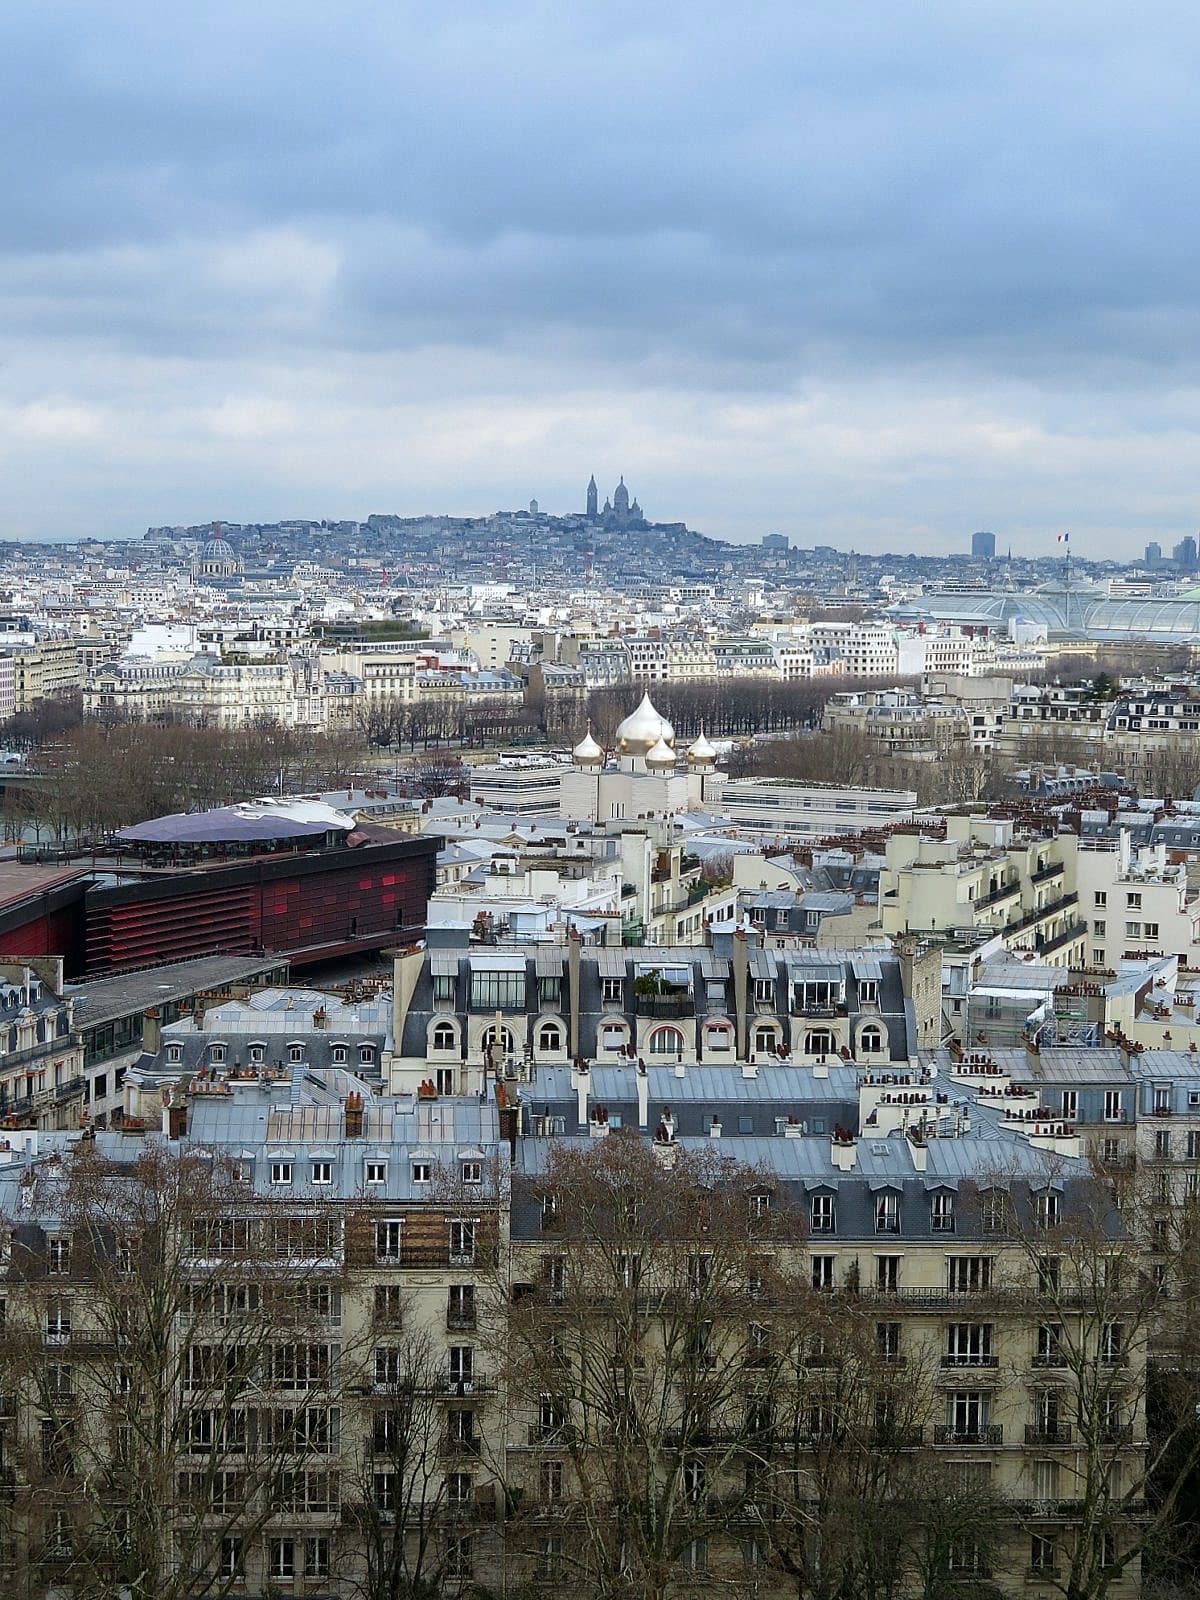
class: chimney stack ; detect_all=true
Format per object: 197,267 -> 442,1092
345,1091 -> 364,1138
576,1062 -> 589,1129
636,1058 -> 649,1128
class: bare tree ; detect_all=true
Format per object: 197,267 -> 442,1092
0,1138 -> 348,1600
960,1163 -> 1200,1600
501,1131 -> 806,1600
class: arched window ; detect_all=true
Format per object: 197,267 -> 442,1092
600,1021 -> 627,1049
287,1042 -> 305,1064
649,1026 -> 685,1056
753,1024 -> 778,1055
705,1023 -> 733,1052
249,1043 -> 265,1064
538,1023 -> 562,1053
859,1025 -> 885,1055
805,1029 -> 836,1057
432,1022 -> 457,1052
331,1044 -> 348,1064
209,1044 -> 226,1065
484,1024 -> 515,1055
359,1044 -> 374,1064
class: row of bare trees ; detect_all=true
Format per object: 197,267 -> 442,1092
503,1136 -> 1200,1600
3,1125 -> 1200,1599
0,722 -> 365,844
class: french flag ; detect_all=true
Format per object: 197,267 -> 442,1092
1057,532 -> 1069,544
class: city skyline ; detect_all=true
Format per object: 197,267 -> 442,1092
5,6 -> 1200,553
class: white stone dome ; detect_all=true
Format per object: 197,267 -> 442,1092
572,727 -> 604,766
686,729 -> 718,766
615,692 -> 675,756
645,734 -> 677,771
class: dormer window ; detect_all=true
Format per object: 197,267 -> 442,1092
249,1044 -> 265,1065
288,1044 -> 304,1064
859,979 -> 878,1005
331,1045 -> 348,1064
166,1044 -> 183,1064
359,1045 -> 374,1065
209,1045 -> 226,1065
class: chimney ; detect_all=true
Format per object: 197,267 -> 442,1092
576,1062 -> 589,1129
732,927 -> 749,1061
568,926 -> 582,1060
345,1092 -> 364,1138
636,1058 -> 649,1129
142,1008 -> 162,1055
498,1103 -> 518,1162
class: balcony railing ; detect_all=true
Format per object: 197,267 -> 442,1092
634,993 -> 693,1019
933,1425 -> 1002,1446
940,1353 -> 999,1369
1025,1424 -> 1073,1445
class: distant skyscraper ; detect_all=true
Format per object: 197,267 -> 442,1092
1174,536 -> 1198,571
971,530 -> 996,560
1145,541 -> 1162,567
586,475 -> 598,518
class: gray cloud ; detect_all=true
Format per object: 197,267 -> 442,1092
3,2 -> 1200,549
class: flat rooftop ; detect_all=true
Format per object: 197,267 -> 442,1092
0,860 -> 88,911
67,953 -> 289,1028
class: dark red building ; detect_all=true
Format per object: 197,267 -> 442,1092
0,825 -> 438,978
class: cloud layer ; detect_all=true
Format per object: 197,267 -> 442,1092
3,2 -> 1200,552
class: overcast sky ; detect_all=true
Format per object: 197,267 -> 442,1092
3,3 -> 1200,554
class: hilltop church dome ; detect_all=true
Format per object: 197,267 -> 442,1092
615,692 -> 675,756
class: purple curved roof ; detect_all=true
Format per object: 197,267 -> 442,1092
118,809 -> 338,845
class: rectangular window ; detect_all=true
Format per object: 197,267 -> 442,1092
1156,1130 -> 1171,1158
412,1162 -> 431,1184
1188,1131 -> 1200,1159
1125,921 -> 1142,938
539,1460 -> 563,1502
948,1255 -> 992,1291
1036,1323 -> 1064,1366
304,1537 -> 330,1579
810,1193 -> 835,1233
271,1161 -> 292,1185
461,1161 -> 482,1184
1035,1190 -> 1060,1229
365,1161 -> 387,1185
1094,891 -> 1107,907
930,1192 -> 955,1233
1104,1090 -> 1125,1122
450,1221 -> 476,1264
1094,920 -> 1106,936
875,1191 -> 900,1234
601,977 -> 623,1003
1061,1090 -> 1078,1120
1145,922 -> 1160,940
876,1255 -> 900,1291
311,1160 -> 332,1185
469,968 -> 525,1010
877,1321 -> 901,1360
1126,892 -> 1141,909
269,1538 -> 295,1581
448,1284 -> 476,1328
946,1323 -> 994,1365
1031,1534 -> 1057,1574
753,977 -> 774,1003
376,1220 -> 402,1261
811,1254 -> 835,1290
219,1537 -> 242,1579
374,1285 -> 403,1325
48,1237 -> 70,1275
